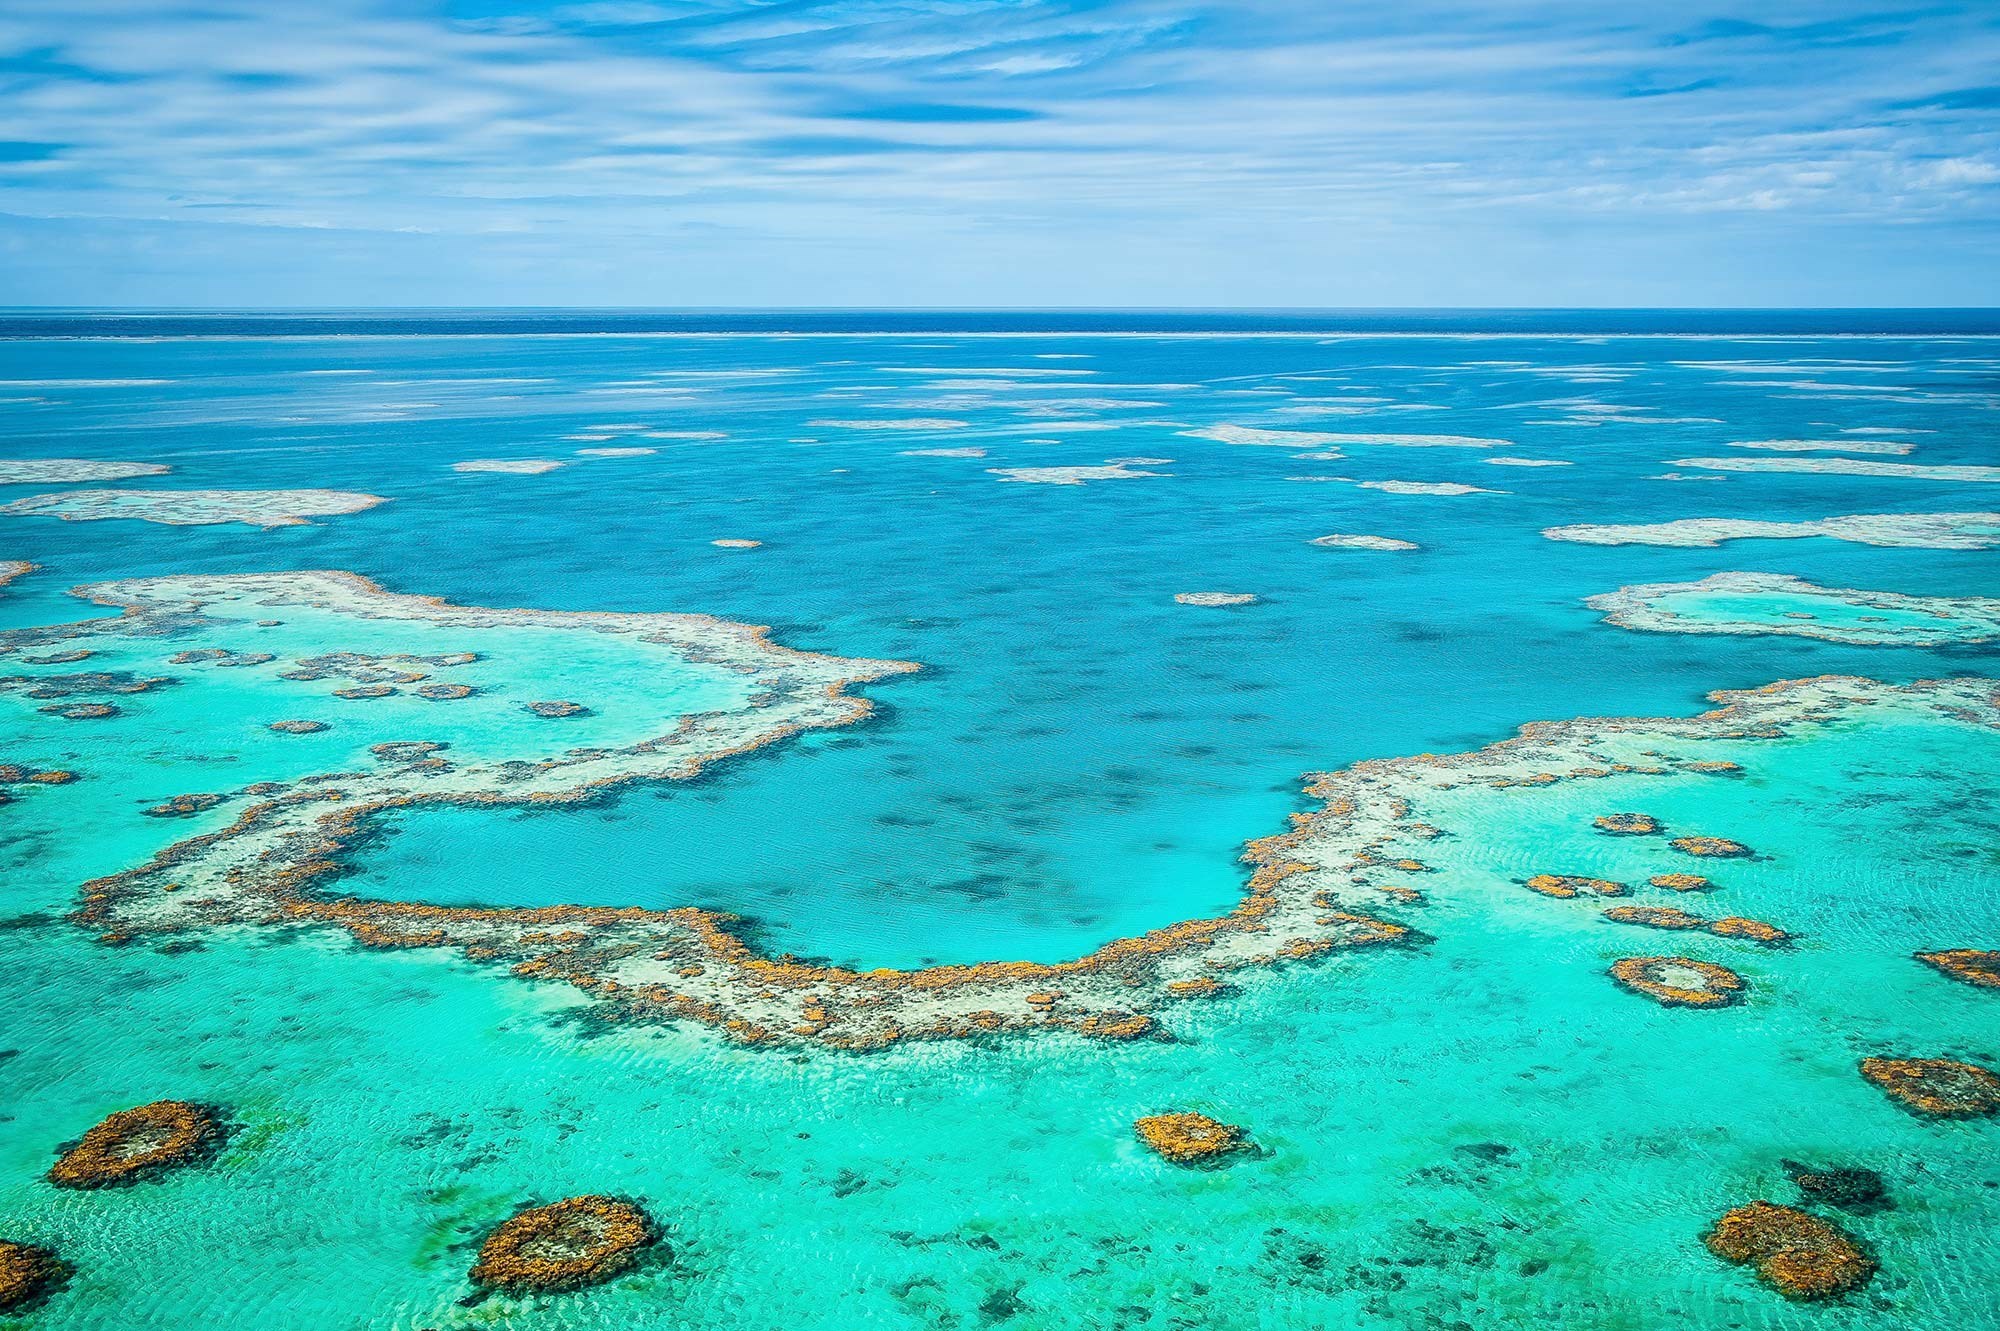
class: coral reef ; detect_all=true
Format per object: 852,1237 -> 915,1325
1857,1057 -> 2000,1118
23,629 -> 1994,1050
1593,813 -> 1661,836
1649,873 -> 1713,892
268,720 -> 330,734
1915,949 -> 2000,990
1704,1202 -> 1875,1300
414,683 -> 477,700
43,702 -> 118,719
1589,571 -> 2000,647
1671,836 -> 1752,858
469,1196 -> 655,1293
47,1100 -> 224,1188
1782,1160 -> 1889,1213
144,793 -> 227,818
526,700 -> 590,718
1134,1112 -> 1247,1165
0,1240 -> 68,1314
1604,907 -> 1790,947
1607,956 -> 1746,1008
1525,874 -> 1626,898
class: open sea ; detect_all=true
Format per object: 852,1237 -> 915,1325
1,309 -> 1997,1329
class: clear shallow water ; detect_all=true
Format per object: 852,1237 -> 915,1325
1,312 -> 1998,1329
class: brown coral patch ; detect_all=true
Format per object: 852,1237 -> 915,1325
1710,916 -> 1791,946
469,1195 -> 655,1294
1594,812 -> 1662,836
144,793 -> 227,818
1603,907 -> 1790,947
1671,835 -> 1753,858
268,719 -> 329,734
1704,1201 -> 1875,1300
527,700 -> 590,718
47,1100 -> 224,1189
1915,949 -> 2000,990
415,683 -> 476,701
1134,1112 -> 1248,1165
1165,976 -> 1225,999
1857,1056 -> 2000,1119
1649,873 -> 1714,892
332,684 -> 396,700
1604,904 -> 1706,930
1525,874 -> 1627,899
42,702 -> 117,719
0,1240 -> 68,1314
1781,1160 -> 1889,1213
1608,955 -> 1745,1008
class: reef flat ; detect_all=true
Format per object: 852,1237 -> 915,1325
0,489 -> 387,528
1587,572 -> 2000,646
1544,511 -> 2000,549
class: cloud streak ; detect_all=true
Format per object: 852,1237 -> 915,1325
0,0 -> 1995,303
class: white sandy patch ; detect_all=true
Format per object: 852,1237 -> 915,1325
1671,457 -> 2000,483
988,463 -> 1170,485
1175,592 -> 1258,606
1485,457 -> 1572,467
1181,425 -> 1350,447
811,418 -> 970,431
901,447 -> 988,458
1725,439 -> 1915,455
452,459 -> 565,475
1300,477 -> 1504,496
1545,511 -> 2000,549
0,459 -> 171,484
1310,534 -> 1418,551
576,447 -> 658,457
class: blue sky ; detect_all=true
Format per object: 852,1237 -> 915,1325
1,1 -> 1996,306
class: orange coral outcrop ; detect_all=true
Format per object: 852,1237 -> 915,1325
1704,1201 -> 1874,1300
1134,1112 -> 1247,1165
469,1196 -> 654,1293
1607,956 -> 1745,1008
1914,949 -> 2000,990
47,1100 -> 223,1189
1858,1056 -> 2000,1118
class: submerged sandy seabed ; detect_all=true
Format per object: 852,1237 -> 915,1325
18,570 -> 1991,1053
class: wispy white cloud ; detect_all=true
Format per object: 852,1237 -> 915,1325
0,0 -> 1995,303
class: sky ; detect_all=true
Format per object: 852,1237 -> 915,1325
0,0 -> 1997,307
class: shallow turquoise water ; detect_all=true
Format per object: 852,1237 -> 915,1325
1,318 -> 1997,1328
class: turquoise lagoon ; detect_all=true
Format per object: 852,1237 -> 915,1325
0,312 -> 1998,1328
